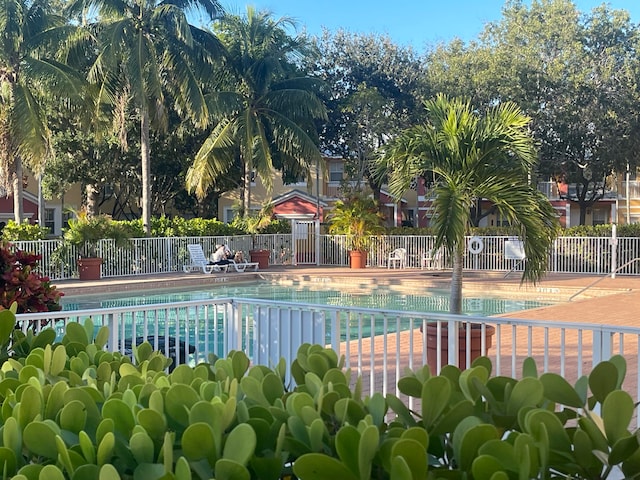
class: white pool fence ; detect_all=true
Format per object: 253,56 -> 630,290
9,232 -> 640,280
15,298 -> 640,426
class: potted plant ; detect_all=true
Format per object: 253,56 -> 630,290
233,204 -> 276,269
63,208 -> 130,280
327,193 -> 385,268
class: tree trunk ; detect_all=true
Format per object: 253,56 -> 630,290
140,108 -> 151,234
85,183 -> 100,217
449,245 -> 464,314
243,156 -> 252,216
12,157 -> 24,223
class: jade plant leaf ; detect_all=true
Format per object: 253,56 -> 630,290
132,463 -> 165,480
23,422 -> 58,459
99,464 -> 121,480
165,384 -> 200,427
506,377 -> 543,415
335,425 -> 359,476
421,376 -> 451,430
539,373 -> 584,408
38,464 -> 66,480
602,390 -> 634,443
293,453 -> 358,480
358,425 -> 378,480
97,432 -> 115,467
589,361 -> 620,405
130,431 -> 155,465
459,366 -> 489,403
397,376 -> 422,398
471,455 -> 508,480
223,423 -> 256,466
455,422 -> 500,472
182,423 -> 217,465
385,394 -> 416,427
609,434 -> 640,465
215,459 -> 250,480
137,409 -> 167,441
59,400 -> 87,433
522,357 -> 538,378
64,322 -> 89,347
3,417 -> 21,457
389,455 -> 412,480
102,398 -> 136,437
391,438 -> 427,480
0,447 -> 17,477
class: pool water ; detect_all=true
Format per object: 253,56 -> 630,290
61,281 -> 550,316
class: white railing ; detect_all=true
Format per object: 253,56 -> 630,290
9,233 -> 640,280
16,298 -> 640,425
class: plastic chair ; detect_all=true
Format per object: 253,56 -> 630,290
387,248 -> 407,269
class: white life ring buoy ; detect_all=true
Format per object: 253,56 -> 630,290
468,236 -> 484,255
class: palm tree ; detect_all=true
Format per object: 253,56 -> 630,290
377,94 -> 559,314
0,0 -> 84,222
66,0 -> 224,233
186,7 -> 327,216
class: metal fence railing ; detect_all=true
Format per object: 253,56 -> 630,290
15,297 -> 640,426
8,234 -> 640,280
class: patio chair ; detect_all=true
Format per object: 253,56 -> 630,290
422,247 -> 444,270
183,244 -> 228,274
388,248 -> 407,269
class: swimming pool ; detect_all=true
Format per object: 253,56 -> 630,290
61,281 -> 551,316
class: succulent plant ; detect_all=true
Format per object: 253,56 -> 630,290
0,309 -> 639,479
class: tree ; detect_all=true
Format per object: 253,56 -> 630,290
376,95 -> 559,314
186,7 -> 327,216
308,30 -> 426,197
0,0 -> 84,222
428,0 -> 640,225
67,0 -> 224,233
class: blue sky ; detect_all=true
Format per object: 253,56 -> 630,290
220,1 -> 640,49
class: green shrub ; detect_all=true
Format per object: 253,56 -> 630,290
1,220 -> 49,241
1,311 -> 638,479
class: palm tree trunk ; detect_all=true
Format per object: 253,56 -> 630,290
450,246 -> 464,314
140,108 -> 151,234
86,183 -> 99,217
243,158 -> 252,216
12,157 -> 24,223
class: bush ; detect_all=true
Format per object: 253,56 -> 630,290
1,308 -> 638,479
0,242 -> 63,313
0,220 -> 49,241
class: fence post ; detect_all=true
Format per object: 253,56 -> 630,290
611,223 -> 618,279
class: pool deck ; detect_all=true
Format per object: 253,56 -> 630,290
53,265 -> 640,326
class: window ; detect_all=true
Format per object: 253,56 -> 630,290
329,162 -> 344,182
592,208 -> 608,225
224,208 -> 238,224
44,208 -> 55,232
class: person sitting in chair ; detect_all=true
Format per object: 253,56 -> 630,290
210,244 -> 232,265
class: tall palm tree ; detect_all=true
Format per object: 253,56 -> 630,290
377,94 -> 559,314
186,7 -> 327,216
0,0 -> 84,222
66,0 -> 224,233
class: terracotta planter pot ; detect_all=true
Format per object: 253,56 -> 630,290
424,323 -> 495,374
249,249 -> 270,269
77,257 -> 103,281
349,250 -> 367,269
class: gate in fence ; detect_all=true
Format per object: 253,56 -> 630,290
291,219 -> 320,265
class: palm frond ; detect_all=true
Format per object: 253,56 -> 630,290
11,83 -> 51,172
187,118 -> 238,198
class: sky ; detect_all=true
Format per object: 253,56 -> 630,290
220,0 -> 640,50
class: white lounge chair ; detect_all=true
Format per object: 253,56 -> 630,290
229,259 -> 260,273
183,244 -> 228,274
388,248 -> 407,269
